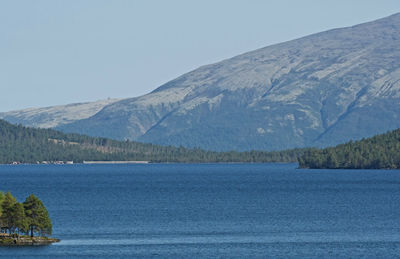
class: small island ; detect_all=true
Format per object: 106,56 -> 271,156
0,192 -> 59,245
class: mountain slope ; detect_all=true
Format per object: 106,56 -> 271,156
299,129 -> 400,169
4,13 -> 400,151
0,99 -> 121,128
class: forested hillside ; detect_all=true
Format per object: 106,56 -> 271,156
299,129 -> 400,169
0,119 -> 305,164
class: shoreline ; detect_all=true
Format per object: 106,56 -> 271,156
83,160 -> 149,164
0,235 -> 60,246
0,161 -> 297,166
4,161 -> 151,165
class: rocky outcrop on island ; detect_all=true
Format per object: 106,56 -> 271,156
0,234 -> 60,246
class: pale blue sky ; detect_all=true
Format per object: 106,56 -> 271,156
1,0 -> 399,111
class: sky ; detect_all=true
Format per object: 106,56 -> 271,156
1,0 -> 400,112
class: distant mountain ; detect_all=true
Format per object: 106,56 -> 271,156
0,99 -> 121,128
3,13 -> 400,151
299,128 -> 400,169
0,119 -> 303,164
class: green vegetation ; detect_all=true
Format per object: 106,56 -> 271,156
0,192 -> 52,237
0,119 -> 307,164
299,129 -> 400,169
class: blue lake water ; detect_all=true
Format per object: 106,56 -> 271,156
1,163 -> 400,258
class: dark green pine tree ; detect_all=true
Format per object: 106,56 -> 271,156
327,150 -> 339,168
0,191 -> 4,219
1,192 -> 17,234
12,202 -> 28,235
23,194 -> 52,237
0,192 -> 5,233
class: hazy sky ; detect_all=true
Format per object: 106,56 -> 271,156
1,0 -> 400,112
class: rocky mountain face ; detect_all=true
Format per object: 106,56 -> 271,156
3,13 -> 400,151
0,99 -> 120,129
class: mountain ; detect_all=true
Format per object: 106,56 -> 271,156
299,129 -> 400,169
3,13 -> 400,151
0,99 -> 121,129
0,119 -> 304,164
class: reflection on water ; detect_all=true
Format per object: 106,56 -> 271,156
57,232 -> 400,246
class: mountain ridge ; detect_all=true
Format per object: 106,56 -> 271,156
0,98 -> 121,128
3,13 -> 400,151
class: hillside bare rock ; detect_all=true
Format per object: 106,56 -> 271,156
4,13 -> 400,151
0,99 -> 120,128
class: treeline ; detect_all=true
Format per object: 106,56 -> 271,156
0,119 -> 307,163
299,129 -> 400,169
0,192 -> 52,237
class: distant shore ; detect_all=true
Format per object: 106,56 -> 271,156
83,161 -> 149,164
5,161 -> 150,165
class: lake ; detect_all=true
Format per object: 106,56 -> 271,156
1,163 -> 400,258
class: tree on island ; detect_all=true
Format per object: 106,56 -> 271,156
0,192 -> 52,237
13,203 -> 29,235
0,192 -> 17,234
0,192 -> 4,230
23,194 -> 52,237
